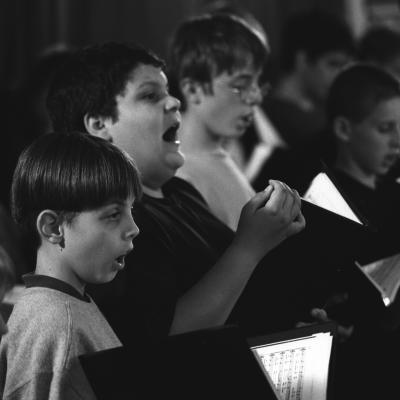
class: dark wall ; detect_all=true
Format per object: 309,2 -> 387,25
1,0 -> 347,91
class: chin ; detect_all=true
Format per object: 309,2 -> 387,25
165,153 -> 185,171
97,271 -> 118,284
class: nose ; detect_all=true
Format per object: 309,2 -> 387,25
125,215 -> 140,241
165,95 -> 181,112
390,126 -> 400,149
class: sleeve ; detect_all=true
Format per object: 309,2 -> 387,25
3,370 -> 94,400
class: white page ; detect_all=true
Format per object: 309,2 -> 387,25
303,172 -> 362,224
356,253 -> 400,306
251,332 -> 333,400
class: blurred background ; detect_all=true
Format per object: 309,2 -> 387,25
2,0 -> 400,92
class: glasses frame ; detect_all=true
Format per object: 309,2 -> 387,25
218,81 -> 271,104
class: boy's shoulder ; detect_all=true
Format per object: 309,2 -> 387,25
6,287 -> 80,335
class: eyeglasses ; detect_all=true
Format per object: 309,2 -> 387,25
224,81 -> 271,104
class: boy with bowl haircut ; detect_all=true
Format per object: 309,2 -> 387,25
47,42 -> 305,343
0,132 -> 140,399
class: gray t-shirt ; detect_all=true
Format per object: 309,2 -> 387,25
0,275 -> 121,399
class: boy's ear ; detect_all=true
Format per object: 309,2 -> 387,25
333,116 -> 352,142
84,114 -> 112,141
36,210 -> 64,245
180,78 -> 202,105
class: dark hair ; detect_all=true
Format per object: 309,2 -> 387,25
11,132 -> 142,249
281,9 -> 355,71
358,26 -> 400,65
167,13 -> 269,110
47,42 -> 164,132
327,63 -> 400,124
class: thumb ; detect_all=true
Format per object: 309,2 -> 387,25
310,308 -> 329,322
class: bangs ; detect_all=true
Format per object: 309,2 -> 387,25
209,27 -> 268,77
173,14 -> 268,84
43,137 -> 142,211
12,133 -> 142,228
327,64 -> 400,124
71,145 -> 142,209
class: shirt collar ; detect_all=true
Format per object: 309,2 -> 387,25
23,273 -> 91,303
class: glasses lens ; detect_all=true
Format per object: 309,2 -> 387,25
259,82 -> 271,98
240,82 -> 271,102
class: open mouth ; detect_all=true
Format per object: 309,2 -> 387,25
116,255 -> 125,264
163,123 -> 180,143
114,254 -> 126,269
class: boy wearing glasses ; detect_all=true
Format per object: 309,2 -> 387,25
168,13 -> 270,230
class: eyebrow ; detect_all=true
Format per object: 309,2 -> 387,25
102,199 -> 126,207
137,79 -> 168,90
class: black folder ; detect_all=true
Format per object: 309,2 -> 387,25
79,325 -> 279,399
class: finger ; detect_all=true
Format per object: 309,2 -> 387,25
292,189 -> 302,215
263,184 -> 274,196
310,308 -> 329,322
288,212 -> 306,234
266,180 -> 287,211
247,189 -> 274,213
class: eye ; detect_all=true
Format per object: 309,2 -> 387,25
377,122 -> 394,134
230,81 -> 248,92
107,210 -> 121,220
140,89 -> 168,103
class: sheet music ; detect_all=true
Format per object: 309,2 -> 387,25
303,172 -> 362,224
251,332 -> 333,400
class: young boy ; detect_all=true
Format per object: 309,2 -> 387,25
324,63 -> 400,399
253,9 -> 355,194
47,42 -> 305,343
327,63 -> 400,255
168,13 -> 269,230
0,132 -> 140,399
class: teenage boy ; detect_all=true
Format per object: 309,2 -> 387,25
47,41 -> 305,343
0,132 -> 140,399
253,9 -> 355,193
168,13 -> 270,230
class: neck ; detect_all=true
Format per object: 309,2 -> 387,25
180,111 -> 224,154
335,154 -> 376,189
142,185 -> 164,198
35,246 -> 86,295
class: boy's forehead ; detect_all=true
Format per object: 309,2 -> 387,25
215,63 -> 262,81
127,63 -> 167,86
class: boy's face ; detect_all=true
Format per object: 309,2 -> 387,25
196,65 -> 264,139
303,51 -> 351,104
104,64 -> 183,189
59,196 -> 139,289
345,97 -> 400,177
